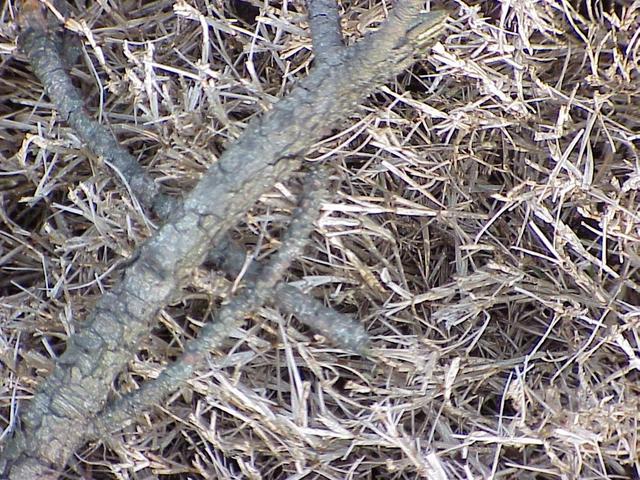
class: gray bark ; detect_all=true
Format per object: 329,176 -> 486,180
0,3 -> 447,478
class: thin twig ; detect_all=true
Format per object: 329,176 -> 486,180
208,238 -> 370,352
88,169 -> 329,439
307,0 -> 344,65
1,3 -> 448,478
13,1 -> 368,353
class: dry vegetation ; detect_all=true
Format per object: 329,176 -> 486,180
1,0 -> 640,478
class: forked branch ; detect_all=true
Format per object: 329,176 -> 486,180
0,2 -> 447,478
88,170 -> 329,439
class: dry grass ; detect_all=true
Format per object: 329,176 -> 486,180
1,0 -> 639,478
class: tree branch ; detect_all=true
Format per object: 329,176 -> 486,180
307,0 -> 344,65
88,169 -> 328,439
12,0 -> 369,354
1,2 -> 447,478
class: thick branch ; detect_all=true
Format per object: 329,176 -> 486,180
1,3 -> 447,479
88,170 -> 328,439
13,3 -> 369,352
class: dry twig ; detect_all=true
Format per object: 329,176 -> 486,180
306,0 -> 344,64
12,0 -> 369,354
89,169 -> 329,439
3,0 -> 638,478
0,1 -> 448,478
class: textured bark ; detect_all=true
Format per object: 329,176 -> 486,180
307,0 -> 344,65
12,4 -> 369,353
0,1 -> 447,478
88,170 -> 328,439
